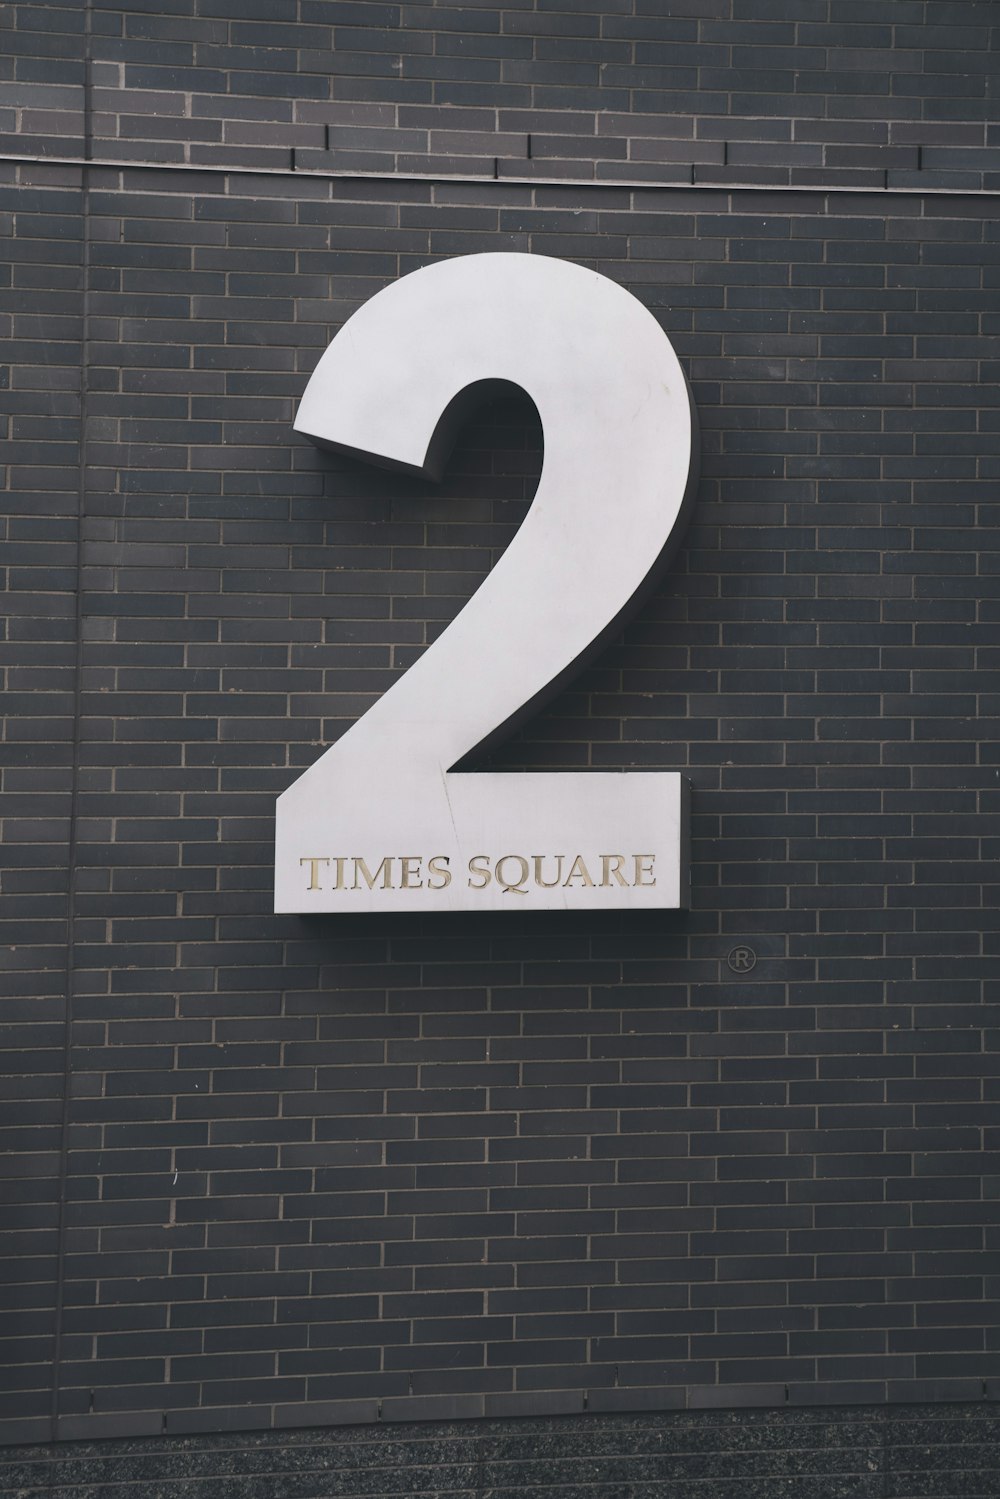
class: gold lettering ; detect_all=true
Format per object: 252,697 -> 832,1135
353,856 -> 393,890
468,854 -> 492,889
563,855 -> 594,888
532,854 -> 565,888
332,856 -> 347,890
633,854 -> 656,887
496,854 -> 530,895
427,855 -> 452,890
601,854 -> 629,888
300,856 -> 329,890
400,856 -> 423,890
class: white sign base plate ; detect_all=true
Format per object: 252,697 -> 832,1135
275,772 -> 689,914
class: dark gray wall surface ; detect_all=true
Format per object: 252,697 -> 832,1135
4,160 -> 999,1446
1,0 -> 999,1464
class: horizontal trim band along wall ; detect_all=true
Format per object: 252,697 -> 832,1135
3,150 -> 1000,199
3,1376 -> 998,1449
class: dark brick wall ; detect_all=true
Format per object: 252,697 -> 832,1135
0,159 -> 82,1443
2,0 -> 1000,1477
3,161 -> 998,1445
3,1404 -> 1000,1498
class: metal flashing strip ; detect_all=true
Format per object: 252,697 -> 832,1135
2,149 -> 999,198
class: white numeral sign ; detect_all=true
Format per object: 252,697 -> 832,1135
275,253 -> 697,913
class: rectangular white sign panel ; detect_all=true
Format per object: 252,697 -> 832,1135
276,772 -> 689,913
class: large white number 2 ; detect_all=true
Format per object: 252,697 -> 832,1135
275,253 -> 698,913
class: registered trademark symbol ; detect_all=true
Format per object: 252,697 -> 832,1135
727,946 -> 756,974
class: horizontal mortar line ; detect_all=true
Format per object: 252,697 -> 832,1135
3,150 -> 1000,198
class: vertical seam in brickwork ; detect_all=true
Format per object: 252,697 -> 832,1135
49,0 -> 93,1446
